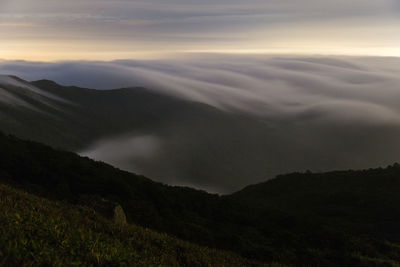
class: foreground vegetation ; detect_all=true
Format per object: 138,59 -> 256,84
1,132 -> 400,266
0,184 -> 269,266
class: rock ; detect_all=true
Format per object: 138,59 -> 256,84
79,194 -> 127,225
113,204 -> 127,225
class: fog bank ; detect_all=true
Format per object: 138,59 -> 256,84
1,55 -> 400,192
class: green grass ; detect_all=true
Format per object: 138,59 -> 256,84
0,184 -> 275,267
3,133 -> 400,265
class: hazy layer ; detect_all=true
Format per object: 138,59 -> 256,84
0,75 -> 71,112
1,55 -> 400,192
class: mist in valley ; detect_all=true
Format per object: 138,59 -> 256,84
1,56 -> 400,192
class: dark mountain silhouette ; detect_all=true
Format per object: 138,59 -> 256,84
2,75 -> 399,194
1,132 -> 400,266
1,75 -> 283,193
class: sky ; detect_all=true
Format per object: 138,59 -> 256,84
1,1 -> 400,191
1,0 -> 400,61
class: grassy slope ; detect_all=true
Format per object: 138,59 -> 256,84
2,132 -> 400,266
0,184 -> 272,267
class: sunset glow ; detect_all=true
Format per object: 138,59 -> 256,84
1,0 -> 399,61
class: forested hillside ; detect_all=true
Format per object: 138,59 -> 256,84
1,132 -> 400,266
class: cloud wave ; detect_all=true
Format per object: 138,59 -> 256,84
1,55 -> 400,193
2,56 -> 400,124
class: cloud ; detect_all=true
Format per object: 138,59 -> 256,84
81,134 -> 162,176
1,0 -> 399,59
2,55 -> 400,124
0,75 -> 73,113
1,55 -> 400,193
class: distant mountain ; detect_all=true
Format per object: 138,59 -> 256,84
0,75 -> 77,149
0,75 -> 284,192
1,74 -> 400,193
2,74 -> 400,193
1,132 -> 400,266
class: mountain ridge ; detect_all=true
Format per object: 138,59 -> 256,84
0,75 -> 278,193
3,74 -> 400,194
1,131 -> 400,265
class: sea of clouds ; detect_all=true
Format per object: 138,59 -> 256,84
1,55 -> 400,192
1,55 -> 400,123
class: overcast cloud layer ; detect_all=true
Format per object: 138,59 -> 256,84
1,55 -> 400,192
1,0 -> 400,59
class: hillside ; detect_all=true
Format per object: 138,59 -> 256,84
231,168 -> 400,241
0,184 -> 267,266
1,132 -> 400,266
0,75 -> 284,193
3,75 -> 398,193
